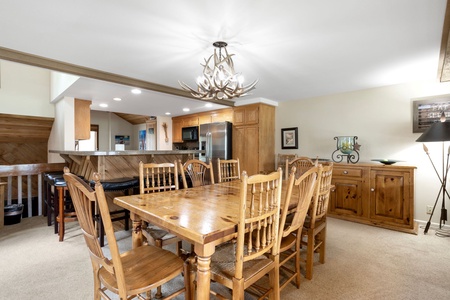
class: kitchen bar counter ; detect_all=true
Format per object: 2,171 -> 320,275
50,150 -> 203,180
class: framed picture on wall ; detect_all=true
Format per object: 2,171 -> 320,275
281,127 -> 298,149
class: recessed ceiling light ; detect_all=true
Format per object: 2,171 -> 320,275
183,108 -> 190,112
205,103 -> 213,107
99,103 -> 108,108
113,97 -> 122,101
165,112 -> 171,115
131,88 -> 142,94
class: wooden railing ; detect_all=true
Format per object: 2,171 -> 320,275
0,163 -> 66,217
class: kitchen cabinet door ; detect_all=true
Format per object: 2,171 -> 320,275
233,126 -> 259,176
172,118 -> 183,143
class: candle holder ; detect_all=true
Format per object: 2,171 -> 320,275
332,136 -> 360,164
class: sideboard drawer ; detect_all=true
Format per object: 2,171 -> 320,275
333,167 -> 363,178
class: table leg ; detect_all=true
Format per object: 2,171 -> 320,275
196,255 -> 211,300
130,212 -> 143,249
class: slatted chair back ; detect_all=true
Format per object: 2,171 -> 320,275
63,168 -> 125,295
235,168 -> 283,292
139,161 -> 179,194
64,167 -> 190,300
278,165 -> 322,290
285,156 -> 317,180
309,162 -> 333,228
217,158 -> 240,182
301,162 -> 334,280
179,159 -> 214,188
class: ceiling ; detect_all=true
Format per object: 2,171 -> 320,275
0,0 -> 448,117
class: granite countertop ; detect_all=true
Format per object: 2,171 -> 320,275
49,150 -> 204,156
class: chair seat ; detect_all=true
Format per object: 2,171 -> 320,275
145,225 -> 178,241
90,177 -> 139,191
210,242 -> 274,284
99,245 -> 185,295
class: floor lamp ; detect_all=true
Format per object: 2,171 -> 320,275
416,113 -> 450,235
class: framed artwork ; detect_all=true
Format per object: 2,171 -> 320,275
412,94 -> 450,133
114,135 -> 130,145
281,127 -> 298,149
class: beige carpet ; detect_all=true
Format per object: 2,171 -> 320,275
1,216 -> 450,299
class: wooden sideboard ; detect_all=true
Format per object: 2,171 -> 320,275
328,163 -> 417,234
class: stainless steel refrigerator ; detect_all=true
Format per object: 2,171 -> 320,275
199,121 -> 232,181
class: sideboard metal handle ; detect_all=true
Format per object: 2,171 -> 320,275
343,170 -> 348,174
371,188 -> 375,192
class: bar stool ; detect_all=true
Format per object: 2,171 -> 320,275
55,177 -> 77,241
43,171 -> 64,227
90,177 -> 139,247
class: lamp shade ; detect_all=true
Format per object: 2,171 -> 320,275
416,121 -> 450,142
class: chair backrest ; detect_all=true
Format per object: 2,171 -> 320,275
234,168 -> 283,279
63,167 -> 128,298
285,156 -> 317,180
217,158 -> 240,183
179,159 -> 214,188
279,165 -> 322,242
139,161 -> 179,193
308,162 -> 334,229
277,153 -> 297,176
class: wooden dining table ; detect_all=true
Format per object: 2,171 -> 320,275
114,180 -> 245,300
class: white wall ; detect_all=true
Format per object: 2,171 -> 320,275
276,79 -> 450,224
50,71 -> 79,102
0,60 -> 53,117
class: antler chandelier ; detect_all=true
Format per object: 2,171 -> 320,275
179,41 -> 258,101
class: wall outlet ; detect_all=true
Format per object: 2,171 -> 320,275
426,205 -> 433,214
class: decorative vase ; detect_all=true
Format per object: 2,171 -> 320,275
332,136 -> 360,164
338,136 -> 354,154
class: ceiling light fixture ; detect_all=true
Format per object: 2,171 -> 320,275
113,97 -> 122,101
179,41 -> 258,101
131,88 -> 141,94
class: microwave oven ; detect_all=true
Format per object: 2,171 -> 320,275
182,126 -> 198,141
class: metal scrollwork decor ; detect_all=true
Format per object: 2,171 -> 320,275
332,136 -> 361,164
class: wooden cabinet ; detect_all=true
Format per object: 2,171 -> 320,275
172,108 -> 233,142
74,99 -> 92,140
329,165 -> 367,218
232,104 -> 275,175
172,118 -> 183,143
182,116 -> 199,127
370,168 -> 414,228
211,108 -> 233,123
233,105 -> 259,126
329,163 -> 417,234
198,114 -> 212,124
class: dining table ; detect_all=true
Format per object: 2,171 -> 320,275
114,180 -> 245,300
113,178 -> 298,299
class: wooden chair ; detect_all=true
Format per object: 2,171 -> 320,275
277,153 -> 297,176
139,161 -> 183,299
278,165 -> 322,290
217,158 -> 240,182
202,168 -> 283,299
179,159 -> 214,188
301,162 -> 334,280
63,167 -> 190,300
285,156 -> 317,180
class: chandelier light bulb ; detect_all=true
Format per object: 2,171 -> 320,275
440,111 -> 446,122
